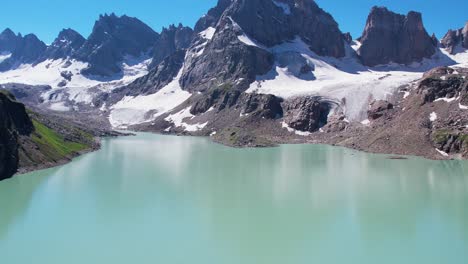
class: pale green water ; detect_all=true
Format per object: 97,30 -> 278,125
0,133 -> 467,264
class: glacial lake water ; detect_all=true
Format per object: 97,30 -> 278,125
0,133 -> 467,264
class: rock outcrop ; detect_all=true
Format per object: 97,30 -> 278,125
241,93 -> 283,119
0,91 -> 33,180
284,97 -> 333,132
358,7 -> 436,66
367,100 -> 393,120
441,22 -> 468,54
418,66 -> 467,104
75,13 -> 159,76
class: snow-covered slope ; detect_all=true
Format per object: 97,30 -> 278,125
243,35 -> 463,121
109,68 -> 191,128
0,55 -> 151,107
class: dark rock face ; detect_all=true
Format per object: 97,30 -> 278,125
241,93 -> 283,118
118,50 -> 185,97
432,130 -> 468,156
0,28 -> 21,53
441,22 -> 468,54
190,89 -> 223,115
0,91 -> 34,180
226,0 -> 345,57
284,97 -> 332,132
75,13 -> 159,76
0,32 -> 47,71
358,7 -> 436,66
367,100 -> 393,120
181,17 -> 274,92
41,29 -> 85,60
194,0 -> 233,32
418,67 -> 467,104
150,24 -> 193,68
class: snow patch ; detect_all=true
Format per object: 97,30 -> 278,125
435,97 -> 457,103
49,102 -> 70,112
361,119 -> 370,125
110,68 -> 191,128
281,121 -> 311,136
403,91 -> 410,99
199,27 -> 216,40
0,52 -> 12,63
435,148 -> 449,157
429,112 -> 438,122
272,0 -> 291,15
459,103 -> 468,110
165,107 -> 208,132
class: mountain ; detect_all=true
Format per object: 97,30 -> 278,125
0,32 -> 47,71
441,22 -> 468,54
75,13 -> 159,76
358,6 -> 436,66
180,0 -> 345,92
41,28 -> 85,60
150,24 -> 193,68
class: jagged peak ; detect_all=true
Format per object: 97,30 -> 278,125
1,28 -> 17,37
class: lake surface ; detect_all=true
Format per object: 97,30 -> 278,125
0,133 -> 467,264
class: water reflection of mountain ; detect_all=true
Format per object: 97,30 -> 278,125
0,134 -> 467,263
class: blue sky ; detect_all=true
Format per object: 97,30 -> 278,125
1,0 -> 467,44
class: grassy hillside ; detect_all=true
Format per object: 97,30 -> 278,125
17,115 -> 97,172
30,119 -> 92,161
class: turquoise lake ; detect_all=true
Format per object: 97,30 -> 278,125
0,133 -> 467,264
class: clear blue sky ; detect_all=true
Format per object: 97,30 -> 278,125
1,0 -> 467,44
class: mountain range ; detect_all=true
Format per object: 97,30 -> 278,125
1,0 -> 468,179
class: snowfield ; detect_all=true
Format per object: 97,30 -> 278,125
0,55 -> 152,108
109,68 -> 191,128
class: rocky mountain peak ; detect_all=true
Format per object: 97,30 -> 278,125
194,0 -> 234,32
41,28 -> 85,60
441,21 -> 468,54
75,13 -> 159,76
358,6 -> 436,66
222,0 -> 345,57
0,28 -> 21,53
150,23 -> 193,67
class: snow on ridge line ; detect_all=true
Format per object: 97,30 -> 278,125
109,68 -> 191,128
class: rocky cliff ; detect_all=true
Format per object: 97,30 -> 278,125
358,7 -> 436,66
441,22 -> 468,54
0,90 -> 33,180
